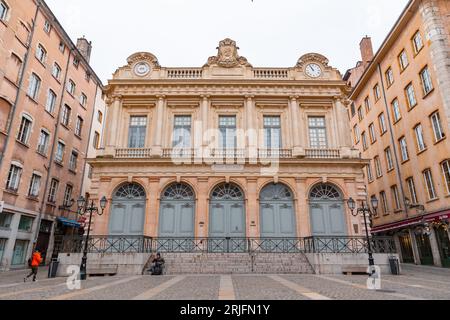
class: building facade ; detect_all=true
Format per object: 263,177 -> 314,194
346,0 -> 450,267
89,38 -> 369,245
0,0 -> 103,270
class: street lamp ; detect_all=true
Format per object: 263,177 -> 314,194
347,197 -> 379,268
77,196 -> 108,280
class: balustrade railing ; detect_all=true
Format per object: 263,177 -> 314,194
254,69 -> 289,79
305,148 -> 340,159
167,69 -> 203,79
115,148 -> 152,158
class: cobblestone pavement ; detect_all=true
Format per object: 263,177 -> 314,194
0,264 -> 449,300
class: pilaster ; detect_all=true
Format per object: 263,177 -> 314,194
429,227 -> 443,267
152,95 -> 166,157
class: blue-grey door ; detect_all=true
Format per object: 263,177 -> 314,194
209,183 -> 246,252
109,183 -> 146,236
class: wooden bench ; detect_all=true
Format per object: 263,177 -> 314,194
87,266 -> 118,277
342,265 -> 368,275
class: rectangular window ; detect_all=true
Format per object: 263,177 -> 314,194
423,169 -> 437,200
36,44 -> 47,64
399,137 -> 409,162
28,174 -> 41,198
69,151 -> 78,171
358,106 -> 363,121
66,79 -> 76,95
369,123 -> 376,143
391,185 -> 401,210
420,66 -> 433,95
93,131 -> 100,149
55,141 -> 65,163
385,68 -> 394,87
407,177 -> 418,204
442,160 -> 450,195
48,179 -> 59,203
414,124 -> 426,152
380,191 -> 389,215
398,50 -> 409,71
63,185 -> 73,206
75,116 -> 83,137
172,115 -> 192,148
18,216 -> 33,232
391,98 -> 401,122
0,238 -> 6,264
353,125 -> 360,144
11,240 -> 29,266
6,164 -> 22,191
350,103 -> 356,117
264,116 -> 282,149
361,132 -> 368,150
364,97 -> 371,113
44,20 -> 51,33
378,113 -> 387,134
375,156 -> 382,178
52,63 -> 61,80
219,116 -> 237,149
128,116 -> 147,148
405,83 -> 417,109
80,93 -> 87,107
59,42 -> 65,53
430,111 -> 445,142
73,58 -> 79,68
366,162 -> 374,182
61,105 -> 71,127
0,213 -> 12,229
373,84 -> 381,101
17,116 -> 32,145
28,73 -> 41,100
0,1 -> 8,21
385,147 -> 394,171
308,117 -> 327,149
37,130 -> 50,155
412,31 -> 424,54
46,89 -> 57,113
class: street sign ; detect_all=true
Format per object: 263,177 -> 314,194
0,201 -> 4,213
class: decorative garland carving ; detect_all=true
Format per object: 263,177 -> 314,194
204,38 -> 252,68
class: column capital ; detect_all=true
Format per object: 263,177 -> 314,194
245,95 -> 255,100
200,95 -> 210,100
289,95 -> 299,101
112,94 -> 122,102
156,95 -> 166,101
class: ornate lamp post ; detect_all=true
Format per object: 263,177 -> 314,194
76,196 -> 108,281
347,197 -> 379,268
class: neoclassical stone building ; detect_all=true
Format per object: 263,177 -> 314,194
89,39 -> 368,241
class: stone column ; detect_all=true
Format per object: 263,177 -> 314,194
393,234 -> 403,263
429,227 -> 443,267
201,95 -> 209,147
290,96 -> 302,156
245,96 -> 258,160
152,96 -> 165,156
408,229 -> 421,265
196,178 -> 209,238
104,95 -> 121,156
295,178 -> 310,237
146,178 -> 160,237
246,178 -> 259,237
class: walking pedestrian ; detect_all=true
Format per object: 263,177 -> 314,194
24,249 -> 42,282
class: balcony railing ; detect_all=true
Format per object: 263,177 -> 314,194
258,149 -> 293,159
167,68 -> 203,79
115,148 -> 152,158
254,69 -> 289,79
305,148 -> 340,159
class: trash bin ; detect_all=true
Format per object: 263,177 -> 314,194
48,258 -> 59,278
388,256 -> 400,275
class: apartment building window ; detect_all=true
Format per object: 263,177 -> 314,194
357,106 -> 363,121
412,31 -> 424,54
93,131 -> 100,149
46,89 -> 57,113
399,137 -> 409,162
219,116 -> 237,149
264,116 -> 282,149
61,105 -> 71,127
366,162 -> 374,182
364,97 -> 371,113
37,129 -> 50,155
414,124 -> 426,152
375,156 -> 382,178
6,163 -> 22,192
442,160 -> 450,195
361,132 -> 368,150
385,147 -> 394,171
97,111 -> 103,123
75,116 -> 83,137
18,216 -> 33,232
353,125 -> 360,144
430,111 -> 445,142
391,98 -> 401,122
28,174 -> 41,198
309,117 -> 327,149
73,58 -> 79,68
36,44 -> 47,64
69,151 -> 78,172
80,93 -> 87,107
350,103 -> 356,117
423,169 -> 437,200
17,115 -> 33,145
52,63 -> 61,80
28,73 -> 41,100
380,191 -> 389,215
44,20 -> 51,33
420,66 -> 434,95
391,185 -> 401,210
63,185 -> 73,206
398,50 -> 409,71
385,67 -> 394,87
55,141 -> 65,163
405,83 -> 417,109
378,113 -> 387,134
128,116 -> 147,148
172,115 -> 192,148
0,1 -> 8,21
48,179 -> 59,203
368,123 -> 376,144
59,42 -> 65,53
10,53 -> 23,84
406,177 -> 418,204
66,79 -> 76,96
0,213 -> 12,229
373,84 -> 381,101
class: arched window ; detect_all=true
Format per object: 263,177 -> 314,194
211,183 -> 244,201
310,184 -> 342,200
260,183 -> 293,201
114,183 -> 146,200
161,183 -> 195,201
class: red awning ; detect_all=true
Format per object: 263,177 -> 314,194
371,210 -> 450,233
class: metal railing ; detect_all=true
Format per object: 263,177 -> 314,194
57,236 -> 396,254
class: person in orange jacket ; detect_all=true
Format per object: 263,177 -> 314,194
24,249 -> 42,282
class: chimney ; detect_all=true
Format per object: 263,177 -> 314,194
76,37 -> 92,63
360,36 -> 374,64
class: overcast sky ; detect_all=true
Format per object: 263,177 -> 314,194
45,0 -> 410,84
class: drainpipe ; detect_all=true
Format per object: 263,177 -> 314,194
377,63 -> 409,219
0,2 -> 41,166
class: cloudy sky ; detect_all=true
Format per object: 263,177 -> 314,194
46,0 -> 410,84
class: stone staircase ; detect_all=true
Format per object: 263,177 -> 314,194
148,253 -> 315,275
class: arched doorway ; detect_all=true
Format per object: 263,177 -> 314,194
309,184 -> 347,236
109,183 -> 146,235
259,183 -> 297,238
159,183 -> 195,238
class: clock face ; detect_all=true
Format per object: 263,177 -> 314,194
134,62 -> 150,76
305,63 -> 322,78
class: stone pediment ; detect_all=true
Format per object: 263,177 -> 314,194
127,52 -> 161,69
296,53 -> 329,70
204,38 -> 252,68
